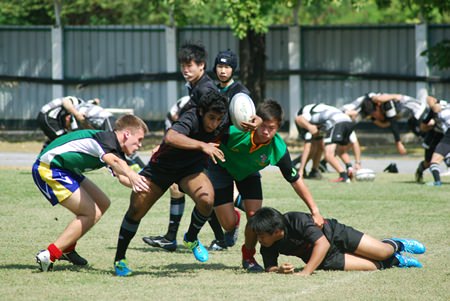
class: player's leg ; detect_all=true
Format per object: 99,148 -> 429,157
237,174 -> 264,272
428,135 -> 448,186
213,182 -> 240,248
352,234 -> 423,269
324,142 -> 348,182
142,183 -> 184,251
114,179 -> 164,276
180,172 -> 214,262
57,178 -> 111,265
344,253 -> 379,271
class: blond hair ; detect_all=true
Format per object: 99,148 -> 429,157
115,114 -> 149,134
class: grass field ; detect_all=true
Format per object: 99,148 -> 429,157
0,167 -> 449,301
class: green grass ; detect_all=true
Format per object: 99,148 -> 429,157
0,168 -> 449,301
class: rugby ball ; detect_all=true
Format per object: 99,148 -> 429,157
229,93 -> 256,131
355,168 -> 376,182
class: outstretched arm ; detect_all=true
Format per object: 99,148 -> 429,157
296,236 -> 330,276
290,178 -> 324,228
165,129 -> 225,164
102,153 -> 150,192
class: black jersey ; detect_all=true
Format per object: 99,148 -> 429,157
260,212 -> 339,269
180,73 -> 218,115
150,107 -> 224,171
218,81 -> 250,100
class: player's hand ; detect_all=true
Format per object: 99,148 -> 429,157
278,263 -> 295,274
130,174 -> 150,193
240,115 -> 263,132
396,141 -> 407,155
202,143 -> 225,164
309,125 -> 319,136
312,212 -> 324,229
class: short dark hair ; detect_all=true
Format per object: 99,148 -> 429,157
361,95 -> 376,117
198,90 -> 228,115
248,207 -> 286,235
256,99 -> 284,127
178,41 -> 207,67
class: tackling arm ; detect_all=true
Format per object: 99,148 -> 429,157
102,153 -> 149,192
296,236 -> 330,276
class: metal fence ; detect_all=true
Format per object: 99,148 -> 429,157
0,24 -> 449,130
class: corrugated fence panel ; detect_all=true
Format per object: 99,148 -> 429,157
0,26 -> 53,120
428,25 -> 450,99
63,26 -> 168,121
300,25 -> 418,107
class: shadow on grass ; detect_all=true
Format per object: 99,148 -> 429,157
0,261 -> 241,277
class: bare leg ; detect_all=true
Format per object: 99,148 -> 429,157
243,199 -> 263,250
215,203 -> 238,232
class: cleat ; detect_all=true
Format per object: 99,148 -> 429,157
394,253 -> 423,268
242,258 -> 264,272
114,259 -> 132,276
415,168 -> 424,183
59,250 -> 88,266
36,250 -> 54,272
318,159 -> 329,173
391,238 -> 426,254
224,208 -> 241,247
331,177 -> 351,183
208,240 -> 228,251
183,234 -> 208,262
306,169 -> 322,180
425,181 -> 442,187
142,235 -> 177,252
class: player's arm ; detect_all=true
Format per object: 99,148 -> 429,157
165,128 -> 225,163
102,153 -> 149,192
371,93 -> 403,103
241,115 -> 263,131
296,236 -> 330,276
427,96 -> 442,113
349,132 -> 362,170
277,150 -> 324,228
295,115 -> 319,136
299,140 -> 312,178
62,97 -> 86,124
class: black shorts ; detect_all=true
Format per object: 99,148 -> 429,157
324,121 -> 356,145
37,112 -> 67,141
208,163 -> 262,207
435,130 -> 450,157
139,162 -> 205,192
319,220 -> 364,271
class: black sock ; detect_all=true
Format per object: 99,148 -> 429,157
165,196 -> 185,241
345,163 -> 352,169
379,255 -> 399,269
115,214 -> 140,262
430,163 -> 441,182
417,160 -> 425,173
382,238 -> 402,253
185,207 -> 210,242
339,171 -> 348,179
208,211 -> 225,241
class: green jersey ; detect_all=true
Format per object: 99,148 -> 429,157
219,126 -> 288,181
38,130 -> 124,175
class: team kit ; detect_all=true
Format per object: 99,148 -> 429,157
33,42 -> 449,277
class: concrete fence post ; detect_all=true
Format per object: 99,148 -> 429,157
165,26 -> 178,111
288,26 -> 301,139
51,26 -> 64,99
415,23 -> 429,101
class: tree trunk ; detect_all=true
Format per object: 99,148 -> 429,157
239,30 -> 266,105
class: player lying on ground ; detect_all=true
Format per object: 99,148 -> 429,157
249,207 -> 425,276
32,114 -> 149,272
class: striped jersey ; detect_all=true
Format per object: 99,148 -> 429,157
38,130 -> 125,175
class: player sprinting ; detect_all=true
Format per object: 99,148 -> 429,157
249,207 -> 425,276
113,90 -> 229,276
32,114 -> 149,271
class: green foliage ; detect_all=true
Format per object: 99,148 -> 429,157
422,40 -> 450,70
